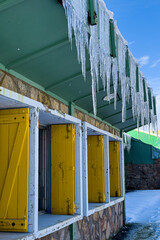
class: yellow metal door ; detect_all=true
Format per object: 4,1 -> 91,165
0,108 -> 29,232
51,124 -> 76,215
88,135 -> 105,203
109,141 -> 121,197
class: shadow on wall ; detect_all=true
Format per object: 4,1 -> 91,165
125,137 -> 160,190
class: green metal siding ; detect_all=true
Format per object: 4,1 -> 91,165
128,130 -> 160,149
125,138 -> 154,165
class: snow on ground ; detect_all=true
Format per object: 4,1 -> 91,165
114,190 -> 160,240
126,190 -> 160,224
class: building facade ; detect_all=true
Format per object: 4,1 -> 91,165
0,0 -> 158,239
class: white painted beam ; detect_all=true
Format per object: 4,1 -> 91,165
75,123 -> 83,216
28,108 -> 39,234
82,122 -> 89,216
104,136 -> 110,203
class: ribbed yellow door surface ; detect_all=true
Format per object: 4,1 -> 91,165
0,108 -> 29,232
51,124 -> 76,215
88,135 -> 105,203
109,141 -> 121,197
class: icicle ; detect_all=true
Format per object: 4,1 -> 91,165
89,25 -> 99,91
139,73 -> 144,126
126,78 -> 130,104
150,89 -> 158,135
91,70 -> 97,116
130,52 -> 137,120
112,58 -> 118,110
62,0 -> 88,79
144,81 -> 150,135
137,116 -> 140,137
117,34 -> 127,122
98,1 -> 111,95
62,0 -> 158,125
123,133 -> 132,152
89,25 -> 99,114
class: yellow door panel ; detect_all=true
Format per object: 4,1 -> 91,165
0,108 -> 29,232
109,141 -> 121,197
51,124 -> 76,215
88,135 -> 105,203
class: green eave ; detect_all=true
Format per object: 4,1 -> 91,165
0,0 -> 138,131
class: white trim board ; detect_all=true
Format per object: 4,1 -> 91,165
0,86 -> 81,124
0,87 -> 83,239
82,121 -> 124,217
0,87 -> 124,239
88,197 -> 124,215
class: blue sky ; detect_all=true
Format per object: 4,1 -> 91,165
105,0 -> 160,96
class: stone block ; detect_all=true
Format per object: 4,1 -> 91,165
60,103 -> 68,114
106,221 -> 111,239
90,117 -> 96,126
17,80 -> 28,96
93,212 -> 99,222
30,87 -> 39,101
102,215 -> 107,232
95,120 -> 100,128
0,70 -> 5,83
1,74 -> 17,92
38,91 -> 51,107
50,98 -> 60,111
77,111 -> 84,120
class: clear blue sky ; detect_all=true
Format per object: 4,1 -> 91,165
105,0 -> 160,96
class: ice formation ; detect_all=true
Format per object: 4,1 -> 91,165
123,133 -> 132,152
62,0 -> 158,134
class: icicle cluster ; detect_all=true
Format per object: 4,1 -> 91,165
130,53 -> 137,120
62,0 -> 158,134
116,32 -> 127,122
62,0 -> 88,79
123,133 -> 132,152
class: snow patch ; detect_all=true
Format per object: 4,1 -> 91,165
126,190 -> 160,224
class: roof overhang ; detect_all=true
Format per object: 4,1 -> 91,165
0,0 -> 154,131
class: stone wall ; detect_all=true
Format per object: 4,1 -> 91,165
37,202 -> 124,240
125,159 -> 160,190
0,71 -> 122,239
0,70 -> 120,137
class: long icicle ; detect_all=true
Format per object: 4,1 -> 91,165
62,0 -> 158,129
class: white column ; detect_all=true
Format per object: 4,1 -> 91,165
120,140 -> 125,198
28,108 -> 39,234
75,123 -> 83,216
82,122 -> 88,216
104,135 -> 110,203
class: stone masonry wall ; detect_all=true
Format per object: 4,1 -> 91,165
37,202 -> 124,240
0,70 -> 120,137
0,70 -> 122,239
125,159 -> 160,190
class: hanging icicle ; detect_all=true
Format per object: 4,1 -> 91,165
62,0 -> 88,79
89,24 -> 99,115
99,0 -> 111,93
130,52 -> 137,120
123,133 -> 132,152
116,33 -> 127,122
62,0 -> 158,132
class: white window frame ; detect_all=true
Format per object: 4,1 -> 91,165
82,121 -> 124,217
0,87 -> 83,240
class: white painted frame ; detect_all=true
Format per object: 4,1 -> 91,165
82,121 -> 124,217
0,87 -> 83,240
0,86 -> 125,239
